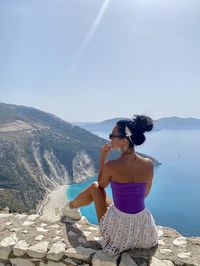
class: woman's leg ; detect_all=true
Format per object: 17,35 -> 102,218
70,181 -> 112,223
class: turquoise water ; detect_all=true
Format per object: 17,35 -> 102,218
67,130 -> 200,237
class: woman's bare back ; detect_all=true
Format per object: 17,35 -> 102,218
110,154 -> 153,197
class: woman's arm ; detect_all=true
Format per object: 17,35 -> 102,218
144,159 -> 154,198
98,155 -> 106,182
98,158 -> 112,188
145,177 -> 153,198
98,143 -> 111,182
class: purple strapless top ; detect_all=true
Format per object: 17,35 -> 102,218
110,179 -> 146,214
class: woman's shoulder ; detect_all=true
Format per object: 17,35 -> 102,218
105,158 -> 120,172
136,154 -> 153,166
107,155 -> 153,170
136,156 -> 153,178
105,158 -> 119,166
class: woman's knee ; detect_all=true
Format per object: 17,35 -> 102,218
90,181 -> 102,190
90,181 -> 104,194
91,181 -> 99,188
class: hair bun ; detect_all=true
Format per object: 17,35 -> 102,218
132,115 -> 153,133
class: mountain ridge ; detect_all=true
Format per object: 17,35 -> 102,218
72,116 -> 200,132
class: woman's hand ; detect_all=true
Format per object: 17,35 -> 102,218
100,143 -> 111,158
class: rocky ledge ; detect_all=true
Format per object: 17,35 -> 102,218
0,212 -> 200,266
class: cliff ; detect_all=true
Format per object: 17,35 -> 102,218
0,211 -> 199,266
0,103 -> 111,213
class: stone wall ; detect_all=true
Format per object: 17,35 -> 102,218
0,212 -> 200,266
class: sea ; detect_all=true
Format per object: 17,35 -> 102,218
67,130 -> 200,237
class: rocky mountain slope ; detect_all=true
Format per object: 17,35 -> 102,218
0,103 -> 110,213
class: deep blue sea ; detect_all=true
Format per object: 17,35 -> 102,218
67,130 -> 200,237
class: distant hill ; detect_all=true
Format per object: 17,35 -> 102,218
73,116 -> 200,132
154,117 -> 200,130
73,118 -> 127,133
0,103 -> 159,213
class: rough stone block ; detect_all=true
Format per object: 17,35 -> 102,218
0,234 -> 18,260
13,240 -> 29,256
173,237 -> 188,248
150,257 -> 174,266
47,242 -> 66,261
27,241 -> 49,258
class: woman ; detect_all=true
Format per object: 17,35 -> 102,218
62,115 -> 158,255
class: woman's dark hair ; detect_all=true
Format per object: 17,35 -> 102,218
116,115 -> 154,147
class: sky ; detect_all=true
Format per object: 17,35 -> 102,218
0,0 -> 200,122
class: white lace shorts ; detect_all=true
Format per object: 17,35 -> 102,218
99,203 -> 158,255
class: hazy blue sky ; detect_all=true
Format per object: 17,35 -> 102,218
0,0 -> 199,122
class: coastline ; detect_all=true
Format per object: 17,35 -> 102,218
39,184 -> 69,221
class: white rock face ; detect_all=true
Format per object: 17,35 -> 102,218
50,224 -> 60,228
72,150 -> 96,183
32,142 -> 71,191
43,149 -> 70,185
158,230 -> 164,238
119,252 -> 137,266
177,252 -> 191,259
36,227 -> 48,233
150,257 -> 174,266
10,227 -> 20,232
0,234 -> 18,260
47,242 -> 66,261
35,235 -> 44,241
15,214 -> 27,219
22,221 -> 35,226
64,246 -> 96,261
158,240 -> 165,246
159,249 -> 173,255
92,250 -> 120,266
10,258 -> 35,266
173,237 -> 188,248
27,241 -> 49,258
40,223 -> 47,227
13,240 -> 29,256
0,214 -> 13,218
55,230 -> 62,235
28,214 -> 39,220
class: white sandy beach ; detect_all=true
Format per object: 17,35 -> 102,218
39,184 -> 69,221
